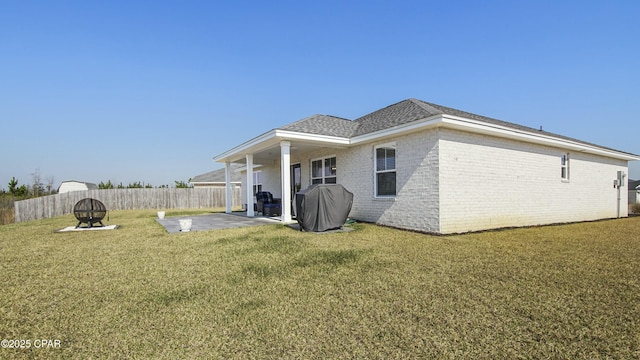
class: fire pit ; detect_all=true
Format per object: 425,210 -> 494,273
73,198 -> 107,228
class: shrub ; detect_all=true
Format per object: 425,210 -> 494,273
0,208 -> 13,225
632,202 -> 640,214
0,194 -> 19,225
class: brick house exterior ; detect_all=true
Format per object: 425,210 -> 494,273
215,99 -> 639,234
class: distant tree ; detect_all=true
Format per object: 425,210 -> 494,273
8,177 -> 18,194
116,183 -> 125,189
30,168 -> 45,197
45,176 -> 56,194
99,180 -> 114,189
8,177 -> 29,197
174,179 -> 192,188
144,183 -> 152,189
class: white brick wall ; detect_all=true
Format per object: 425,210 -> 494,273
240,127 -> 629,234
438,128 -> 628,233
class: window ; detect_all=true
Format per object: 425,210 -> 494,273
375,143 -> 396,196
561,153 -> 569,181
311,156 -> 336,184
253,171 -> 263,195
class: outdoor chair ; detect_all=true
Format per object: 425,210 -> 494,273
256,191 -> 281,216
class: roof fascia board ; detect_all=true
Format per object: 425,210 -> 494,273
214,130 -> 278,162
351,114 -> 638,160
440,115 -> 640,161
214,129 -> 350,163
274,130 -> 350,145
216,113 -> 639,163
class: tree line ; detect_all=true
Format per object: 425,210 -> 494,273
1,173 -> 193,197
97,179 -> 192,189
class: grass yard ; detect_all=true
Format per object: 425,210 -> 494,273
1,210 -> 639,359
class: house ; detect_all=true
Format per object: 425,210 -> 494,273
57,180 -> 98,194
629,179 -> 640,205
214,98 -> 640,234
191,166 -> 242,189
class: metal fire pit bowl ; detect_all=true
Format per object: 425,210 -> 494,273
73,198 -> 107,228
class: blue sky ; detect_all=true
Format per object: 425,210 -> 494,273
1,0 -> 639,189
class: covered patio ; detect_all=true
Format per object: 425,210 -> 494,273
214,121 -> 351,224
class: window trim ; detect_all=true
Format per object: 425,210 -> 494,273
374,142 -> 397,198
310,155 -> 337,185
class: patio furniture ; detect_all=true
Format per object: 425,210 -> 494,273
256,191 -> 281,216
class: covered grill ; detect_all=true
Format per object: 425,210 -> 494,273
73,198 -> 107,228
295,184 -> 353,232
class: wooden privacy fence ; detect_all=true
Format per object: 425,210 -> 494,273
14,188 -> 242,223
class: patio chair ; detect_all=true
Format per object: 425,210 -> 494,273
256,191 -> 281,216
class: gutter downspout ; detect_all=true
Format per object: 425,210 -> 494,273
616,171 -> 626,219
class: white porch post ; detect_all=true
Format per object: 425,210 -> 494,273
224,161 -> 232,214
280,141 -> 292,222
246,154 -> 255,217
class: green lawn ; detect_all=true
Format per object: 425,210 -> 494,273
1,210 -> 639,359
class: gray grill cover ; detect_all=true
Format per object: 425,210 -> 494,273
295,184 -> 353,232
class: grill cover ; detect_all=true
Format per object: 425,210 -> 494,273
295,184 -> 353,232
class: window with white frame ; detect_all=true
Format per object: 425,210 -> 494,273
253,171 -> 263,195
561,153 -> 569,181
311,156 -> 336,184
375,143 -> 396,196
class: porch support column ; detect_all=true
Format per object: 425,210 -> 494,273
280,141 -> 292,222
246,154 -> 255,217
224,161 -> 232,214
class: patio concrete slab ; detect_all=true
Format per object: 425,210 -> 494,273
157,212 -> 281,233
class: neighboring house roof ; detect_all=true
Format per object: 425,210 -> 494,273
191,167 -> 242,185
629,179 -> 640,189
215,98 -> 640,163
57,181 -> 98,193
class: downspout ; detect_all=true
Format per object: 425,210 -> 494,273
617,183 -> 621,219
616,171 -> 626,219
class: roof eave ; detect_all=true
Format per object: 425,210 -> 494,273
440,115 -> 640,161
351,114 -> 639,161
214,129 -> 350,163
215,112 -> 640,163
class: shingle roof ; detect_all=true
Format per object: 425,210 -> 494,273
278,114 -> 357,137
353,98 -> 551,136
276,99 -> 545,138
192,167 -> 241,183
288,98 -> 636,157
352,99 -> 440,136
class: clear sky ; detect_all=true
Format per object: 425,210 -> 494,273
1,0 -> 639,190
